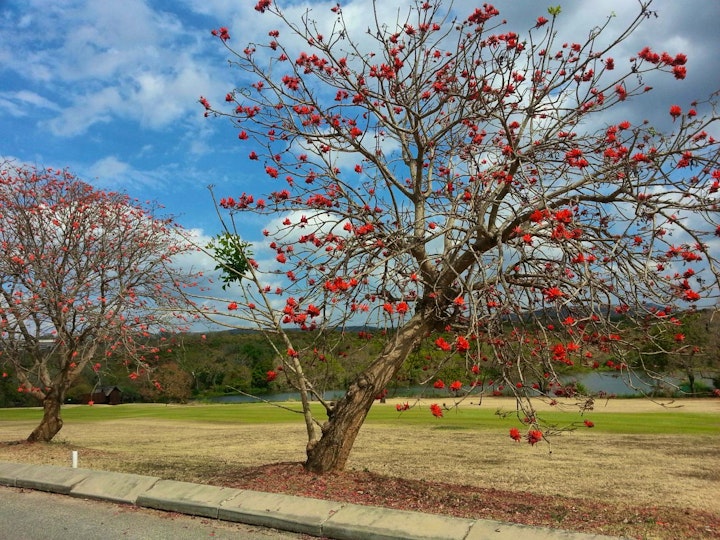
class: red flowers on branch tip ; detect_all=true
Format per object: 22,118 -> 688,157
433,379 -> 445,389
543,287 -> 564,301
434,337 -> 451,351
455,336 -> 470,353
396,402 -> 410,411
527,430 -> 543,445
255,0 -> 271,13
227,302 -> 238,310
449,380 -> 462,392
211,27 -> 230,41
584,419 -> 594,428
266,370 -> 277,382
683,289 -> 701,302
509,427 -> 522,442
669,105 -> 682,120
430,403 -> 443,418
672,65 -> 687,79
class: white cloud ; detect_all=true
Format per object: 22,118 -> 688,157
0,90 -> 60,118
1,0 -> 227,138
47,87 -> 121,137
88,156 -> 130,179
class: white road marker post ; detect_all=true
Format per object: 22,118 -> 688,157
71,450 -> 78,468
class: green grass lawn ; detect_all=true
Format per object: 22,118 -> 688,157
1,400 -> 717,436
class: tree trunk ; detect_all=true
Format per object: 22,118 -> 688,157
27,391 -> 64,443
304,313 -> 432,473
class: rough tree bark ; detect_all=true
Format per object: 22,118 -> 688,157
305,311 -> 433,473
27,389 -> 65,443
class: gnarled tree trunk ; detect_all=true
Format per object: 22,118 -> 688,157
304,312 -> 432,473
27,389 -> 65,443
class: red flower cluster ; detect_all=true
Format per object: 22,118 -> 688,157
254,0 -> 271,13
543,287 -> 564,301
509,427 -> 522,442
210,27 -> 230,41
637,47 -> 687,79
434,337 -> 451,351
396,402 -> 410,411
324,276 -> 358,293
455,336 -> 470,352
430,403 -> 443,418
527,430 -> 543,445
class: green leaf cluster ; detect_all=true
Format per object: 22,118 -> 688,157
207,232 -> 253,289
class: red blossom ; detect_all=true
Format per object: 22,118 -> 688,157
543,287 -> 564,301
430,403 -> 443,418
584,419 -> 594,428
669,105 -> 682,120
509,427 -> 522,442
683,289 -> 701,302
449,380 -> 462,392
672,65 -> 687,80
433,379 -> 445,389
434,337 -> 451,352
266,370 -> 277,382
227,302 -> 238,310
455,335 -> 470,353
254,0 -> 271,13
530,209 -> 547,222
527,430 -> 543,445
211,27 -> 230,41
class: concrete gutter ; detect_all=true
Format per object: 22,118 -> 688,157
0,461 -> 622,539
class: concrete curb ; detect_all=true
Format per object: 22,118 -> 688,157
0,461 -> 621,539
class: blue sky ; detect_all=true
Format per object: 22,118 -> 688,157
1,0 -> 719,316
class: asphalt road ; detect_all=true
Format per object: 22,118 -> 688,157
0,485 -> 305,540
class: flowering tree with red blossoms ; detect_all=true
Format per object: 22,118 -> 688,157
0,164 -> 201,442
201,0 -> 720,473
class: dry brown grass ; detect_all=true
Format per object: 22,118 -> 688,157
1,398 -> 719,539
1,397 -> 718,518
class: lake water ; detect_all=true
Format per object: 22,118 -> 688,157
210,372 -> 692,403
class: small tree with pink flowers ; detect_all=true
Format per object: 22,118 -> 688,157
0,164 -> 201,442
201,0 -> 720,473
